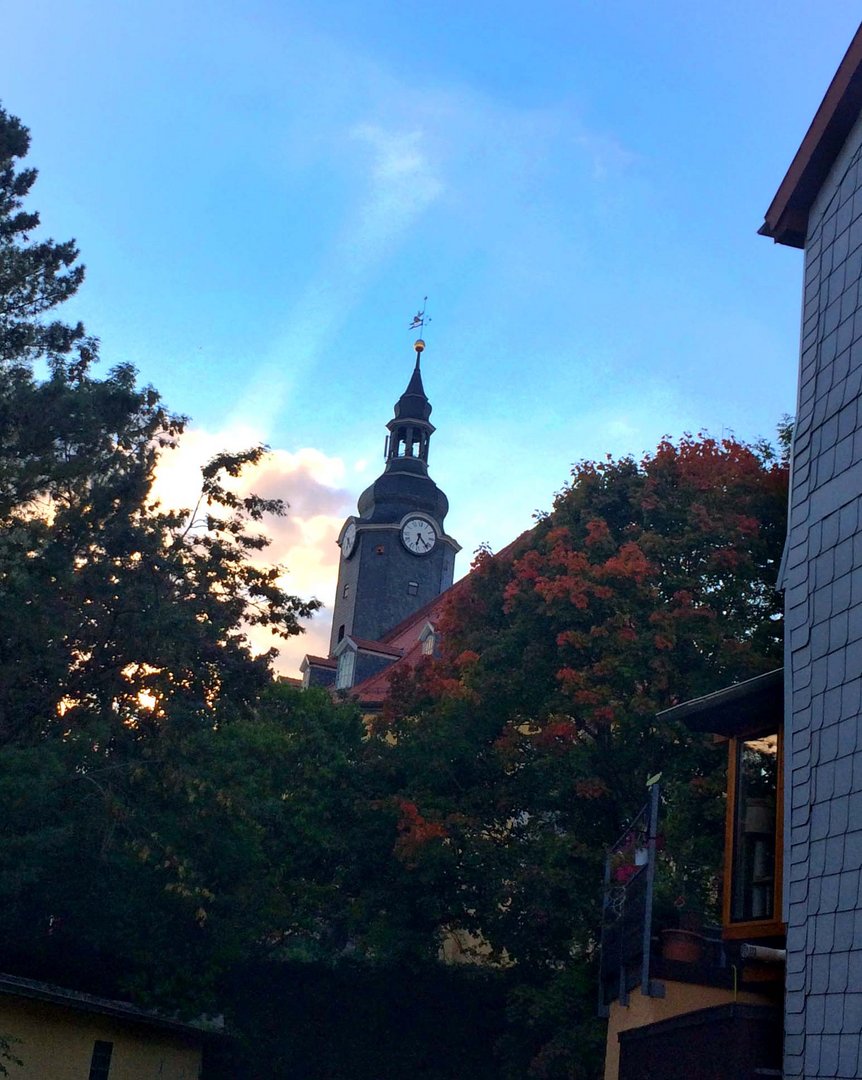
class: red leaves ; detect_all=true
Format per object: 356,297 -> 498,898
383,433 -> 786,892
537,719 -> 578,747
378,658 -> 472,730
556,666 -> 585,690
393,797 -> 448,864
569,688 -> 602,707
546,526 -> 572,546
584,518 -> 611,547
708,547 -> 742,571
599,541 -> 653,584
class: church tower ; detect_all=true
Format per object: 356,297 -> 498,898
328,338 -> 460,654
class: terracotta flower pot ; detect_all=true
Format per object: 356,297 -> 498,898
661,928 -> 704,963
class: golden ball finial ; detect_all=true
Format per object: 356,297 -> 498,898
414,338 -> 425,353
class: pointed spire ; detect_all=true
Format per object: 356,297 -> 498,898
393,339 -> 432,422
385,339 -> 436,468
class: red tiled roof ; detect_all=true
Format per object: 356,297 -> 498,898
303,655 -> 336,669
378,586 -> 459,645
350,529 -> 535,707
350,638 -> 427,707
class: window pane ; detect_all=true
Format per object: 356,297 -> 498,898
730,734 -> 778,923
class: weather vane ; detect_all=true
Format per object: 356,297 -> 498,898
408,297 -> 431,335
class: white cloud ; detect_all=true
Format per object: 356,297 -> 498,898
605,416 -> 638,441
574,131 -> 638,181
151,425 -> 350,677
350,122 -> 444,225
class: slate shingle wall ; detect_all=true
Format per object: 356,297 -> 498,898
785,111 -> 862,1079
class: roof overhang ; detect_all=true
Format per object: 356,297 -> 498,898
760,23 -> 862,248
658,669 -> 783,738
0,973 -> 222,1038
332,635 -> 402,660
300,654 -> 336,672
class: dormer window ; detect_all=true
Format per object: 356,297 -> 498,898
335,648 -> 356,690
418,622 -> 438,657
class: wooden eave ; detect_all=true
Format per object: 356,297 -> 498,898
658,669 -> 783,738
760,23 -> 862,248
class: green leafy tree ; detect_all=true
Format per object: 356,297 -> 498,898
0,685 -> 368,1011
0,104 -> 363,1011
0,105 -> 93,369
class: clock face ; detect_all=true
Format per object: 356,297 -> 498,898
401,517 -> 436,555
341,522 -> 357,558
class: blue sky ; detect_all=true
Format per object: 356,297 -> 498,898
6,2 -> 861,670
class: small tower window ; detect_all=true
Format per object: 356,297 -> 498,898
337,625 -> 345,643
342,583 -> 350,598
407,581 -> 419,596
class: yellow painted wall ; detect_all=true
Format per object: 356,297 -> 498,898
603,980 -> 772,1080
0,995 -> 202,1080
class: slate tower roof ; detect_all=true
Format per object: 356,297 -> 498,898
357,345 -> 449,523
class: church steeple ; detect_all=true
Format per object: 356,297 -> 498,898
385,339 -> 434,470
327,336 -> 460,656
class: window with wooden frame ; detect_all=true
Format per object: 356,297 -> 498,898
722,724 -> 784,940
660,669 -> 785,943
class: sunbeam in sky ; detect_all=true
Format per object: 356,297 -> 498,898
6,1 -> 861,670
